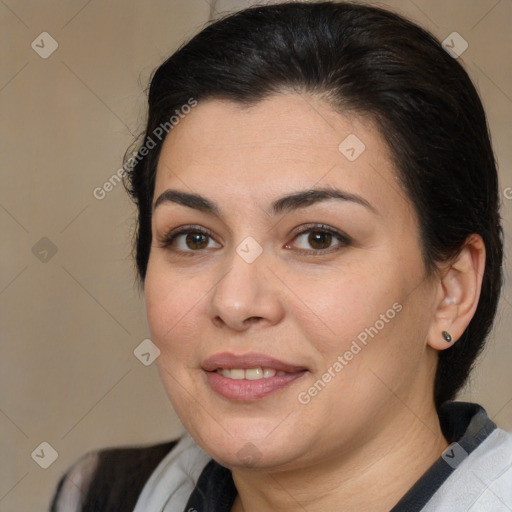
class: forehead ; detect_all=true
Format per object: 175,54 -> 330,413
158,94 -> 376,163
153,94 -> 408,219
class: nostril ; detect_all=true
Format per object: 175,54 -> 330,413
212,317 -> 224,327
245,316 -> 263,324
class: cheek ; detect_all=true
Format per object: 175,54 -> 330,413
144,261 -> 202,360
294,257 -> 426,399
297,270 -> 396,351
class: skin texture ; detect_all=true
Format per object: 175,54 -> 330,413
144,93 -> 486,511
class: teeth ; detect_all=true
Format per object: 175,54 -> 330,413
230,369 -> 245,380
216,367 -> 286,380
245,368 -> 263,380
263,368 -> 276,378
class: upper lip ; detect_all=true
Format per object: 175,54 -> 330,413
202,352 -> 307,373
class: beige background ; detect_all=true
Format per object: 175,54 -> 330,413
0,0 -> 511,510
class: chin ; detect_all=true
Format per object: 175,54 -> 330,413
205,440 -> 293,471
185,416 -> 300,469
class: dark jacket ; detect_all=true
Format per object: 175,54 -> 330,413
50,440 -> 177,511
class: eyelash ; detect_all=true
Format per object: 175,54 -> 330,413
157,223 -> 351,257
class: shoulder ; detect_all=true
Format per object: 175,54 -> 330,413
49,450 -> 99,512
425,427 -> 512,511
50,439 -> 179,512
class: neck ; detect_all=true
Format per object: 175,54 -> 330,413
230,401 -> 449,512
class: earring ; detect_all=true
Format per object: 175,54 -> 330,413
442,331 -> 453,343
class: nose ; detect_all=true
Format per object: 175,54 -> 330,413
208,247 -> 285,331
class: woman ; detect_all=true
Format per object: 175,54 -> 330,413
50,1 -> 511,511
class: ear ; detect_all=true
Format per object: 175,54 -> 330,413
427,234 -> 486,351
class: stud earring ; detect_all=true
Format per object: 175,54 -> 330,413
442,331 -> 452,343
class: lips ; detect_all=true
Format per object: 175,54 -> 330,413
202,352 -> 308,401
202,352 -> 307,373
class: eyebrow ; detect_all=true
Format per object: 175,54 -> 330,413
153,187 -> 377,217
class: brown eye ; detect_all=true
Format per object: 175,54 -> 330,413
307,231 -> 333,250
184,232 -> 209,250
158,226 -> 221,253
289,224 -> 351,255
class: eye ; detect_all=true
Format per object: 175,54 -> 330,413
157,223 -> 351,256
157,225 -> 220,254
286,224 -> 351,255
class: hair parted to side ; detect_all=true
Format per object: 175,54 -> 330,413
123,1 -> 503,408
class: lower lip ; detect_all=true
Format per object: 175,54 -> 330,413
204,370 -> 307,401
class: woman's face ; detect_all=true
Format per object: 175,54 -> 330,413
144,93 -> 441,470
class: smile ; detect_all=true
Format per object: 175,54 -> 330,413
215,367 -> 288,380
202,352 -> 308,400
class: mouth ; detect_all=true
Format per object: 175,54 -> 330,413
215,367 -> 289,380
202,352 -> 308,401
